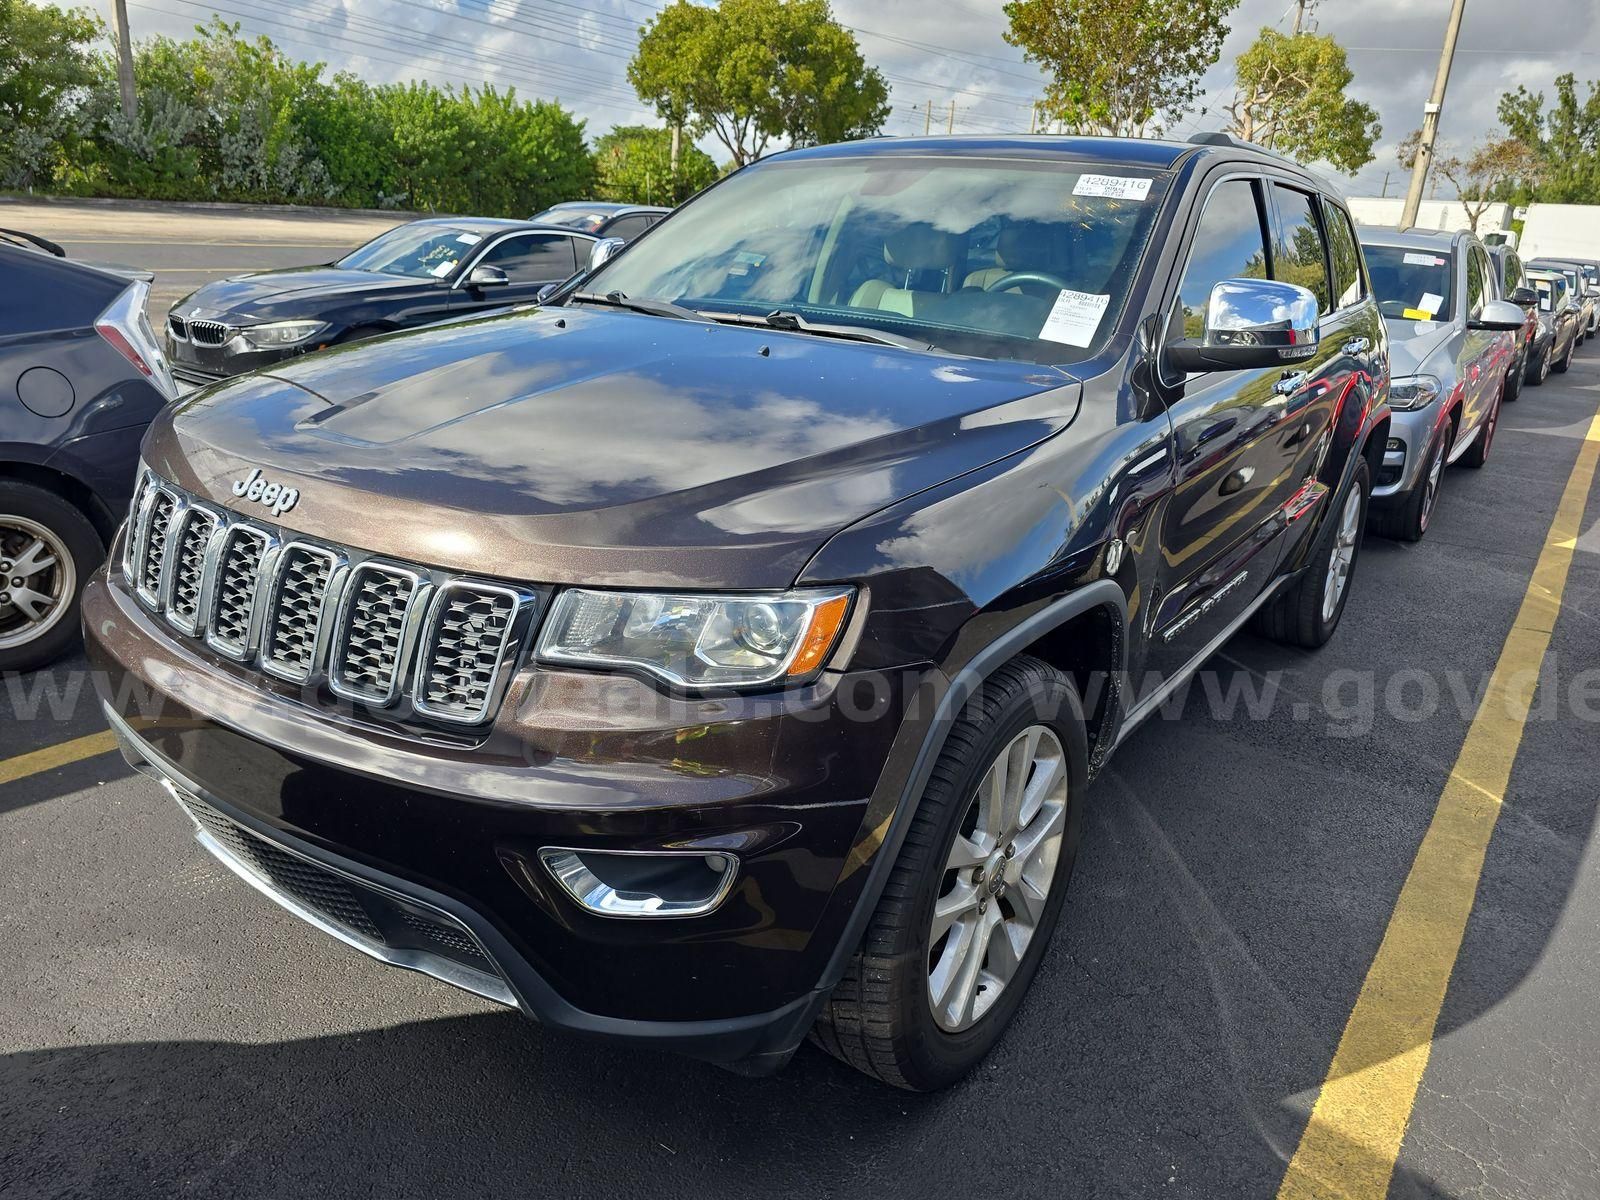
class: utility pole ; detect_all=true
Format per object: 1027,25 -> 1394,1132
924,100 -> 932,136
947,99 -> 956,135
112,0 -> 137,121
1381,171 -> 1391,198
1292,0 -> 1310,34
1399,0 -> 1468,230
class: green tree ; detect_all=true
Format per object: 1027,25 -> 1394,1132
593,124 -> 717,205
1225,27 -> 1379,172
1003,0 -> 1238,136
1396,130 -> 1544,232
1498,74 -> 1600,204
629,0 -> 888,167
0,0 -> 101,186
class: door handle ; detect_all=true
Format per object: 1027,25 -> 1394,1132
1342,337 -> 1371,355
1273,370 -> 1309,396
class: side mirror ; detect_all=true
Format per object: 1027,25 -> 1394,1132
468,264 -> 509,289
587,237 -> 626,271
535,283 -> 558,304
1469,299 -> 1530,332
1165,278 -> 1321,374
1509,286 -> 1538,308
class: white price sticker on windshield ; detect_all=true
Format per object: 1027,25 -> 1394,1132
429,260 -> 457,278
1073,174 -> 1152,201
1039,289 -> 1111,346
1404,252 -> 1445,266
456,233 -> 483,245
1417,292 -> 1444,315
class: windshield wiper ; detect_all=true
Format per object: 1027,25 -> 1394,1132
710,309 -> 933,352
569,290 -> 710,322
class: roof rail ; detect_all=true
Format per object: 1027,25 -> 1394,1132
1184,130 -> 1306,169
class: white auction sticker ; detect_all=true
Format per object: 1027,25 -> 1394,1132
1417,292 -> 1444,315
1404,252 -> 1445,267
1039,289 -> 1112,346
456,232 -> 483,245
1073,174 -> 1152,201
429,260 -> 457,278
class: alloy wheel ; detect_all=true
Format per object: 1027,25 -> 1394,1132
927,724 -> 1068,1033
1321,485 -> 1363,623
0,515 -> 76,651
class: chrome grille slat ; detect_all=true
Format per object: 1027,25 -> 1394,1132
330,563 -> 425,704
124,476 -> 534,726
206,525 -> 272,659
187,319 -> 229,346
165,507 -> 217,635
262,544 -> 341,684
415,583 -> 520,723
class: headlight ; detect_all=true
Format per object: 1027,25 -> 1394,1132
1389,374 -> 1441,411
234,320 -> 329,350
537,587 -> 855,688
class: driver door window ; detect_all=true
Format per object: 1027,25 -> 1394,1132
1174,179 -> 1271,340
478,234 -> 578,282
1269,185 -> 1332,315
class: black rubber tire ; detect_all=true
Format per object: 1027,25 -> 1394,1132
1460,388 -> 1500,469
1504,350 -> 1524,402
1369,424 -> 1447,543
1254,457 -> 1370,649
0,481 -> 105,674
1552,333 -> 1574,374
1527,342 -> 1551,386
810,656 -> 1087,1091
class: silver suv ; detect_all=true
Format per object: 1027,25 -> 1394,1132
1358,228 -> 1527,541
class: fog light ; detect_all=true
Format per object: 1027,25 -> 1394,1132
539,847 -> 738,918
1386,438 -> 1404,452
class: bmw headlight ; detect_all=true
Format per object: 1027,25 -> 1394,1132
1389,374 -> 1442,412
537,587 -> 855,688
234,320 -> 329,351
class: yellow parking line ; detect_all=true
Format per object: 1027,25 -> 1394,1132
0,729 -> 121,787
1278,404 -> 1600,1199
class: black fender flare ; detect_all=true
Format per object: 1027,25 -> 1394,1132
814,578 -> 1129,996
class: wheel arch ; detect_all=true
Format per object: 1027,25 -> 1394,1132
0,459 -> 115,545
815,579 -> 1127,996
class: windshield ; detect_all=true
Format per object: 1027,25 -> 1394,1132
336,225 -> 484,279
1364,244 -> 1453,321
1531,276 -> 1562,312
581,155 -> 1171,364
531,206 -> 613,232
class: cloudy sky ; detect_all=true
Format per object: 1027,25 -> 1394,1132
86,0 -> 1600,197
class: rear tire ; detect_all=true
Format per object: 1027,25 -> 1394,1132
1254,457 -> 1370,649
0,482 -> 104,674
1527,342 -> 1551,386
811,656 -> 1086,1091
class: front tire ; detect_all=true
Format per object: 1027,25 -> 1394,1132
1553,333 -> 1575,374
0,482 -> 104,673
811,657 -> 1086,1091
1255,457 -> 1370,648
1504,350 -> 1524,402
1461,387 -> 1501,469
1528,342 -> 1551,386
1370,423 -> 1448,542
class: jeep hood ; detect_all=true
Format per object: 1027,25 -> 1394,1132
143,307 -> 1081,589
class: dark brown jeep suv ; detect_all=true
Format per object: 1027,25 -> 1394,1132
84,133 -> 1390,1090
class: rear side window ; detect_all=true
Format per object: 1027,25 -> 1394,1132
1175,178 -> 1270,339
479,234 -> 578,281
1270,184 -> 1332,315
1466,245 -> 1487,316
1321,200 -> 1364,310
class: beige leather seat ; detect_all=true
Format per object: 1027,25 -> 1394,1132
964,225 -> 1046,291
849,226 -> 963,315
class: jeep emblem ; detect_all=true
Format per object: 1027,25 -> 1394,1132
231,467 -> 300,517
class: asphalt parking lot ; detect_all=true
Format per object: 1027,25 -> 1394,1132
3,203 -> 1599,1199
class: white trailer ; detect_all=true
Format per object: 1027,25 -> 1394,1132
1345,197 -> 1513,236
1517,204 -> 1600,261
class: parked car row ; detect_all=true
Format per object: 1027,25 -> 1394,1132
0,135 -> 1580,1091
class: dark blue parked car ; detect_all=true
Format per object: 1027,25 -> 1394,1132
0,230 -> 176,671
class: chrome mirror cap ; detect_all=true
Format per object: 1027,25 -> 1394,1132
1167,277 -> 1322,373
587,237 -> 626,271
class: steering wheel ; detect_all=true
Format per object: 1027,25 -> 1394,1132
983,270 -> 1071,296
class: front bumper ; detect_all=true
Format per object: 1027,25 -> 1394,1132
1371,402 -> 1450,501
84,565 -> 921,1069
167,333 -> 304,384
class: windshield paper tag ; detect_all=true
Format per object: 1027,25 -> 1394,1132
429,260 -> 456,278
456,233 -> 483,245
1040,289 -> 1112,346
1073,174 -> 1151,201
1417,292 -> 1444,316
1404,252 -> 1445,267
